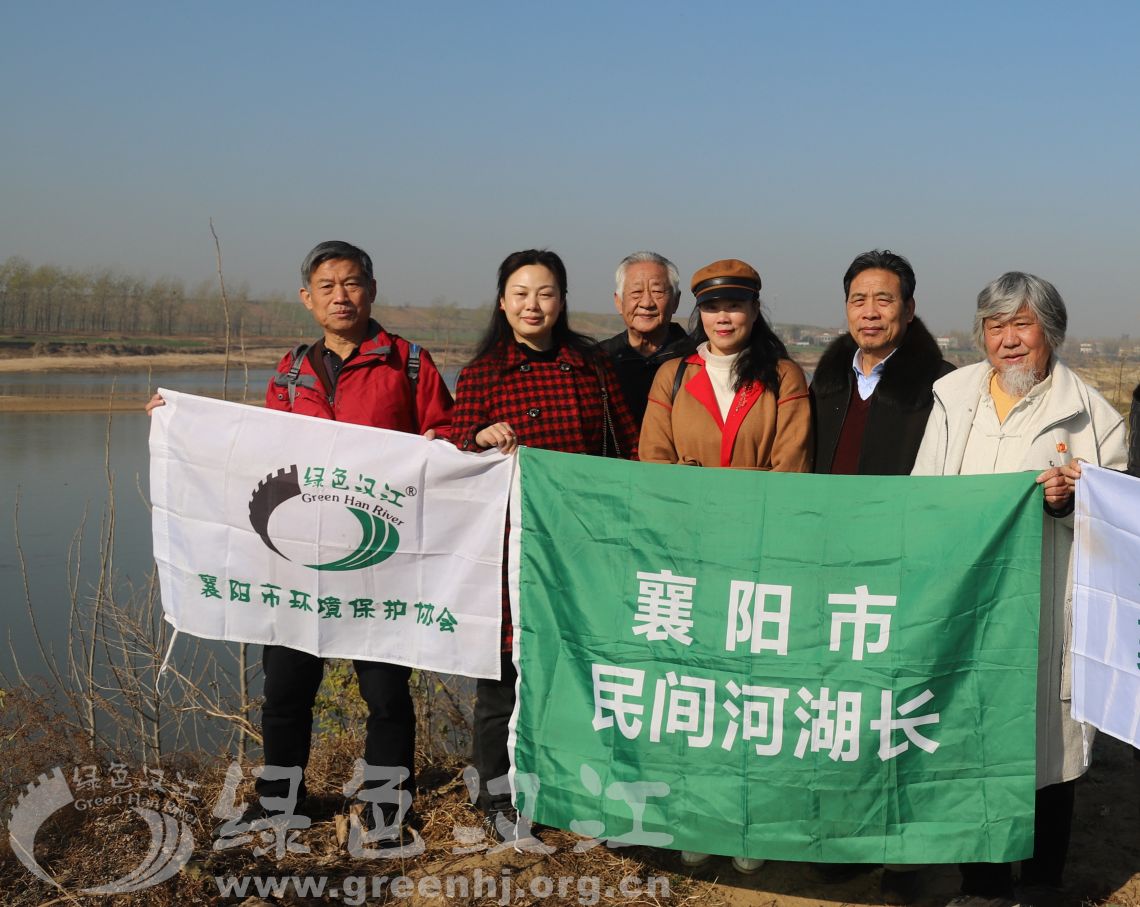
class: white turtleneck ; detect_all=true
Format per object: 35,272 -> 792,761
697,341 -> 741,420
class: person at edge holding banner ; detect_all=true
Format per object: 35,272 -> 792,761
599,251 -> 694,426
449,249 -> 639,842
1130,381 -> 1140,478
808,249 -> 953,905
639,258 -> 812,874
147,240 -> 454,841
1128,381 -> 1140,814
911,272 -> 1126,907
639,257 -> 812,472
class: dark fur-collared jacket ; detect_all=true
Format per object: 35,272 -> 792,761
810,317 -> 953,475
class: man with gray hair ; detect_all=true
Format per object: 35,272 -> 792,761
257,240 -> 453,842
148,241 -> 455,846
600,251 -> 692,425
913,271 -> 1126,904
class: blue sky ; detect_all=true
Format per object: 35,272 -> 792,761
3,1 -> 1138,337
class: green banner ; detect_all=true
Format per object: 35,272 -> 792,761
510,448 -> 1042,864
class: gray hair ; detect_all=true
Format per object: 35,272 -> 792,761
972,271 -> 1067,351
301,240 -> 374,287
615,251 -> 681,302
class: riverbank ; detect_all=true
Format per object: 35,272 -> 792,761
0,351 -> 278,411
0,396 -> 164,412
0,350 -> 284,373
1,350 -> 1133,416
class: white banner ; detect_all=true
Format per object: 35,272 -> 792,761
1072,463 -> 1140,747
149,390 -> 513,679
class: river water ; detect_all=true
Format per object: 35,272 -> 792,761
1,370 -> 278,660
0,367 -> 276,401
0,370 -> 283,756
1,366 -> 471,756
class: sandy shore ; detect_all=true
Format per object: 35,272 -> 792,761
2,350 -> 1132,415
0,350 -> 282,374
0,394 -> 266,413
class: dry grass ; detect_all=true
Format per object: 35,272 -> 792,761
0,692 -> 719,906
2,677 -> 1136,906
1070,358 -> 1140,415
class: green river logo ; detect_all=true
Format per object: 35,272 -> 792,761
248,465 -> 402,572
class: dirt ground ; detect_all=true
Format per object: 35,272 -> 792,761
211,733 -> 1139,906
2,737 -> 1135,906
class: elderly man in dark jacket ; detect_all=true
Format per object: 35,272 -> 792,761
811,249 -> 953,478
600,251 -> 693,426
808,249 -> 952,904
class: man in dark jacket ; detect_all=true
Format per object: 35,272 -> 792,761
811,249 -> 953,477
808,249 -> 952,903
599,251 -> 692,425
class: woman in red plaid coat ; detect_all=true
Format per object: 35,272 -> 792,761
452,249 -> 638,839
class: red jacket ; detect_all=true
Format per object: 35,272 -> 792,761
264,320 -> 453,437
452,341 -> 638,458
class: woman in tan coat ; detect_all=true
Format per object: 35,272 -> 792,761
640,259 -> 811,874
639,258 -> 812,472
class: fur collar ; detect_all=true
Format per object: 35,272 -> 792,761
812,317 -> 947,409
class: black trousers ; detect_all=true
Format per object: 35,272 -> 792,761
959,779 -> 1076,895
472,651 -> 517,813
255,644 -> 415,801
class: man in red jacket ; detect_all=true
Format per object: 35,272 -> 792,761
266,240 -> 453,433
153,241 -> 453,842
258,240 -> 453,839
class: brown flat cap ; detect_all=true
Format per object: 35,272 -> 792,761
691,259 -> 762,304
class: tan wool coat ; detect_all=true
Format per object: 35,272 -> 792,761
639,354 -> 813,470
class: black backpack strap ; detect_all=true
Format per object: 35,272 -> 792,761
406,343 -> 421,396
271,342 -> 318,406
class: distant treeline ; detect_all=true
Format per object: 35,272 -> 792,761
0,256 -> 310,338
0,257 -> 634,356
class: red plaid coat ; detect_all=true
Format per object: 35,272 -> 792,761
452,341 -> 638,457
451,340 -> 639,650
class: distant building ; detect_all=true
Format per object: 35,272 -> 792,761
936,336 -> 952,352
1079,342 -> 1096,355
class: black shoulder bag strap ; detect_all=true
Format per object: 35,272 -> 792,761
593,359 -> 621,458
670,357 -> 688,404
